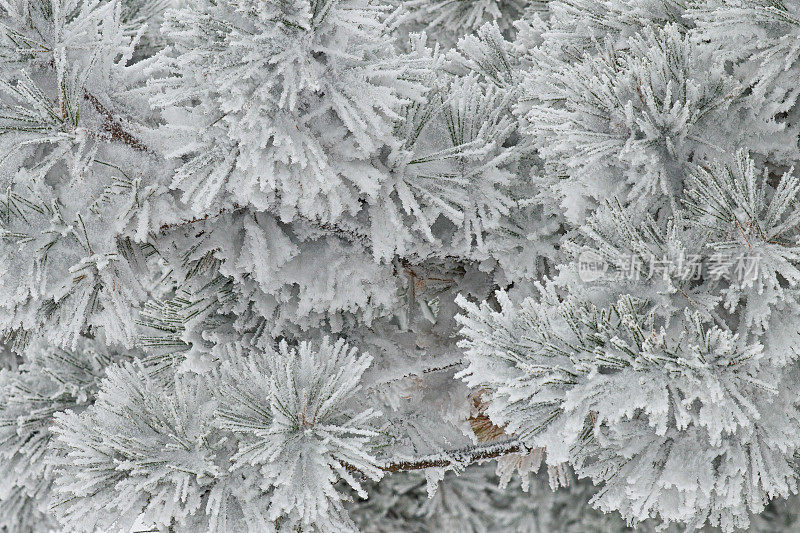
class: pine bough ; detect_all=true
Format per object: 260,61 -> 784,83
3,0 -> 800,531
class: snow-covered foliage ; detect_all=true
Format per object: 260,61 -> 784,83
0,337 -> 129,530
217,338 -> 383,530
458,289 -> 800,529
4,0 -> 800,531
151,0 -> 430,221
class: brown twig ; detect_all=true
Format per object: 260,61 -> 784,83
158,205 -> 244,233
84,91 -> 149,152
378,439 -> 524,473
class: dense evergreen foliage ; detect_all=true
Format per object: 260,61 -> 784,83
3,0 -> 800,530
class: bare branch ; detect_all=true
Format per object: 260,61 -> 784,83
84,91 -> 149,152
378,438 -> 525,473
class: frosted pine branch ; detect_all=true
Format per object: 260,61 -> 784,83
4,0 -> 800,531
378,438 -> 525,473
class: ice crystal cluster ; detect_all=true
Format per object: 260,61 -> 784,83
3,0 -> 800,531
